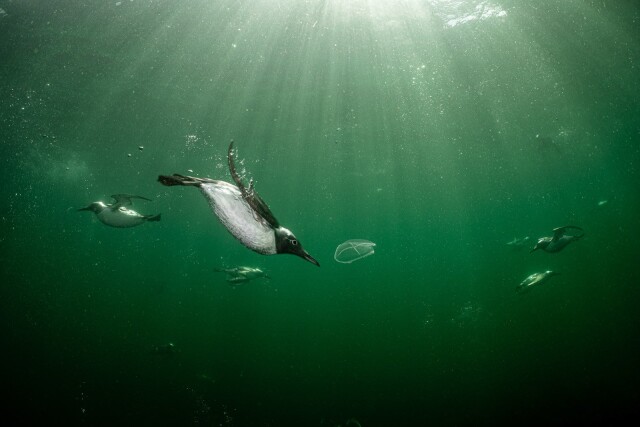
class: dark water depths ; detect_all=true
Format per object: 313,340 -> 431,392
2,1 -> 639,425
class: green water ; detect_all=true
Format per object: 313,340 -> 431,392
2,1 -> 639,425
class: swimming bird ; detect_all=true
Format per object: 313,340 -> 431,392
506,236 -> 530,249
214,266 -> 270,285
158,141 -> 319,266
516,271 -> 559,294
78,194 -> 160,228
531,225 -> 584,253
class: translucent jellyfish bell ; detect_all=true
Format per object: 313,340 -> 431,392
334,239 -> 376,264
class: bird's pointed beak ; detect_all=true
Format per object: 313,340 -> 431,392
302,251 -> 320,267
77,206 -> 91,212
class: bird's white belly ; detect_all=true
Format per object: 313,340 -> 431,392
200,182 -> 276,254
97,207 -> 145,228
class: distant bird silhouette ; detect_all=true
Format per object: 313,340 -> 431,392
78,194 -> 160,228
531,226 -> 584,253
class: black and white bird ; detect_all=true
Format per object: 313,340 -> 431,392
531,225 -> 583,253
78,194 -> 161,228
214,266 -> 270,285
158,141 -> 319,266
516,271 -> 559,294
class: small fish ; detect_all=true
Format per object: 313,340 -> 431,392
598,200 -> 608,206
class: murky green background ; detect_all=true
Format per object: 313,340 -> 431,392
2,1 -> 639,425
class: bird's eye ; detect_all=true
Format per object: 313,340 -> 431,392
291,239 -> 298,246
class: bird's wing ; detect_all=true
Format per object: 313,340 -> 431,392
227,141 -> 280,228
110,194 -> 151,209
552,225 -> 583,241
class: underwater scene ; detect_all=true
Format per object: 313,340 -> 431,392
1,0 -> 639,426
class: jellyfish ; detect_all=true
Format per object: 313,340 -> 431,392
334,239 -> 376,264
